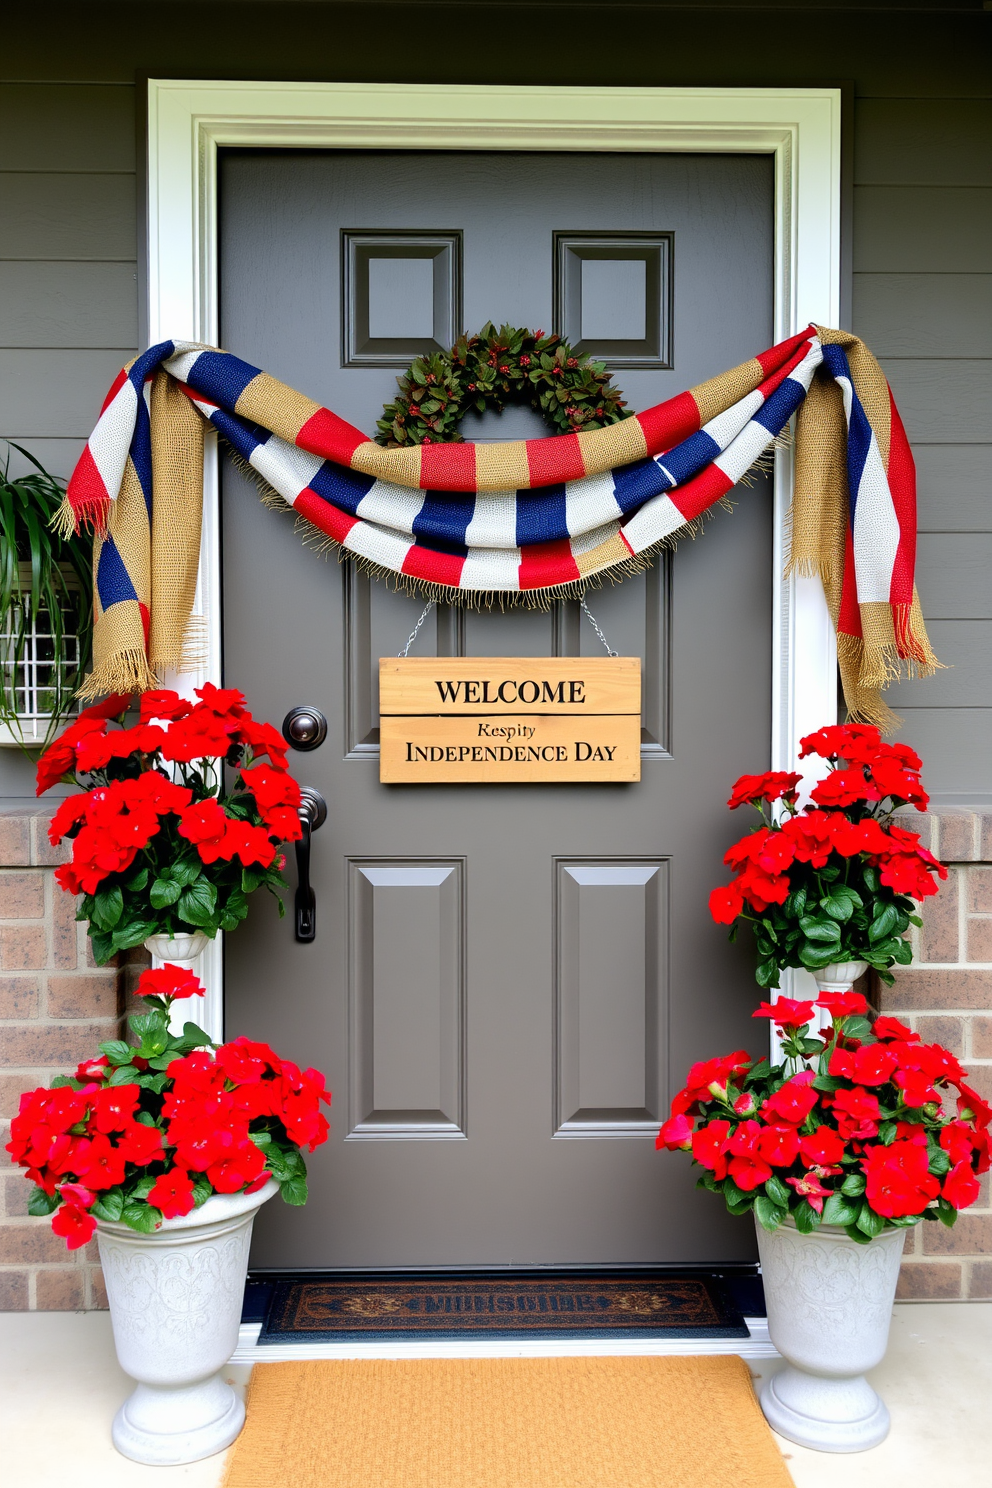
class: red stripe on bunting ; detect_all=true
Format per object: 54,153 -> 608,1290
296,408 -> 368,465
66,444 -> 111,524
755,339 -> 816,401
525,433 -> 585,487
401,543 -> 465,588
886,392 -> 917,609
755,326 -> 817,376
99,368 -> 128,414
294,488 -> 361,544
636,391 -> 701,456
420,440 -> 477,492
518,538 -> 581,591
837,526 -> 862,639
668,463 -> 734,522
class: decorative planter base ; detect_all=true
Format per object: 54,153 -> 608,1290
755,1215 -> 905,1454
98,1180 -> 278,1466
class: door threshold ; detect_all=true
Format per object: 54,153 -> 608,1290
233,1316 -> 777,1362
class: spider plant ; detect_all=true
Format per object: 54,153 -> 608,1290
0,440 -> 93,752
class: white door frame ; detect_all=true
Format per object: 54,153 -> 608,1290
146,80 -> 841,1038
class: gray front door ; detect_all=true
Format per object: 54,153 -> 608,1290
220,149 -> 773,1268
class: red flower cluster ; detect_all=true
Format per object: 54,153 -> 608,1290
6,1019 -> 331,1249
658,998 -> 990,1229
36,686 -> 302,952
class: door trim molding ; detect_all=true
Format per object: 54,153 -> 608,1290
146,80 -> 842,1037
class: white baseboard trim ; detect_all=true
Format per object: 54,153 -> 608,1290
232,1317 -> 778,1363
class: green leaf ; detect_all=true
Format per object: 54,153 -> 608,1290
88,928 -> 115,965
279,1174 -> 309,1206
844,1222 -> 873,1245
877,1121 -> 898,1146
840,1173 -> 866,1197
111,919 -> 159,951
821,1193 -> 859,1226
799,916 -> 842,944
936,1197 -> 958,1228
191,1178 -> 213,1208
869,904 -> 899,943
755,957 -> 780,989
793,1200 -> 821,1234
129,1011 -> 168,1040
856,1201 -> 885,1238
821,895 -> 854,922
100,1039 -> 136,1067
91,1190 -> 124,1222
107,1062 -> 138,1086
765,1175 -> 790,1208
125,867 -> 149,892
92,885 -> 124,930
799,942 -> 843,970
813,1074 -> 845,1093
842,1016 -> 874,1042
177,878 -> 217,928
180,1021 -> 212,1048
121,1201 -> 162,1233
754,1195 -> 787,1231
28,1185 -> 59,1216
150,877 -> 182,909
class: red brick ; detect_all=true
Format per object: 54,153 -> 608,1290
0,1222 -> 71,1264
0,816 -> 31,868
35,1267 -> 85,1310
0,976 -> 39,1018
882,968 -> 992,1011
967,917 -> 992,963
922,1213 -> 992,1256
0,1270 -> 28,1308
32,815 -> 70,867
51,884 -> 78,971
968,869 -> 992,914
0,1023 -> 119,1067
89,1266 -> 108,1309
969,1260 -> 992,1298
895,1262 -> 963,1299
0,925 -> 46,971
914,1015 -> 965,1056
47,973 -> 119,1019
920,873 -> 960,962
0,1073 -> 43,1117
980,815 -> 992,863
938,812 -> 978,863
972,1017 -> 992,1058
962,1065 -> 992,1103
3,1175 -> 31,1217
0,871 -> 45,920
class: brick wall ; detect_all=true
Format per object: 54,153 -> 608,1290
2,806 -> 990,1309
0,806 -> 143,1310
884,811 -> 992,1301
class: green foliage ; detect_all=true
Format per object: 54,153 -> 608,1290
0,441 -> 93,750
376,323 -> 629,446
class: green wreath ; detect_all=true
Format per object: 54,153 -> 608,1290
375,322 -> 630,447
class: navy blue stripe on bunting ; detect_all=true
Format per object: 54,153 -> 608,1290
413,492 -> 475,550
191,350 -> 262,410
822,345 -> 872,520
612,457 -> 671,513
97,537 -> 139,606
130,399 -> 154,519
209,408 -> 267,464
753,370 -> 807,435
516,485 -> 567,546
308,461 -> 376,515
657,430 -> 721,487
127,340 -> 174,394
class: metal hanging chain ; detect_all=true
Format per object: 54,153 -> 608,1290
398,602 -> 435,657
580,597 -> 618,657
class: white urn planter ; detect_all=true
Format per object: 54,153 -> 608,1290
144,929 -> 210,971
755,1216 -> 906,1452
813,959 -> 869,996
97,1178 -> 278,1465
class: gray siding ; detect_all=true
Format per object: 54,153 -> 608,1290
1,3 -> 989,804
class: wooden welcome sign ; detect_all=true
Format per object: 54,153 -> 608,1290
379,657 -> 641,783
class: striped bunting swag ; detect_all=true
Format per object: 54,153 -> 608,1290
64,324 -> 937,727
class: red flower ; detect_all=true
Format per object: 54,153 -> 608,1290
799,723 -> 882,765
778,811 -> 840,869
809,767 -> 877,810
758,1123 -> 801,1167
177,799 -> 230,862
237,716 -> 289,769
733,1092 -> 757,1117
727,771 -> 802,810
708,883 -> 744,924
785,1172 -> 832,1214
115,1122 -> 164,1166
942,1160 -> 980,1211
135,964 -> 205,1001
691,1120 -> 732,1179
956,1084 -> 992,1131
91,1084 -> 139,1134
829,816 -> 897,857
147,1166 -> 196,1219
816,989 -> 869,1020
828,1043 -> 898,1086
196,682 -> 247,717
873,1016 -> 919,1043
831,1085 -> 881,1140
680,1051 -> 751,1106
240,763 -> 301,814
726,1121 -> 774,1190
47,794 -> 90,845
862,1139 -> 940,1218
894,1067 -> 940,1108
760,1072 -> 818,1126
941,1121 -> 979,1166
206,1140 -> 267,1194
656,1114 -> 693,1151
752,998 -> 815,1029
215,820 -> 277,868
799,1126 -> 847,1167
51,1202 -> 96,1250
140,689 -> 192,722
215,1037 -> 280,1085
74,1134 -> 127,1191
868,754 -> 928,809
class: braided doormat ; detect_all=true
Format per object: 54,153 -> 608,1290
257,1272 -> 748,1342
222,1357 -> 789,1488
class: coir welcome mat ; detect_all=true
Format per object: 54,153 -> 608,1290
258,1271 -> 747,1343
221,1357 -> 791,1488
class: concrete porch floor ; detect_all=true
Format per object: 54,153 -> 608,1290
0,1304 -> 988,1486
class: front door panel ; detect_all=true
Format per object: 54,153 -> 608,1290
219,149 -> 773,1266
